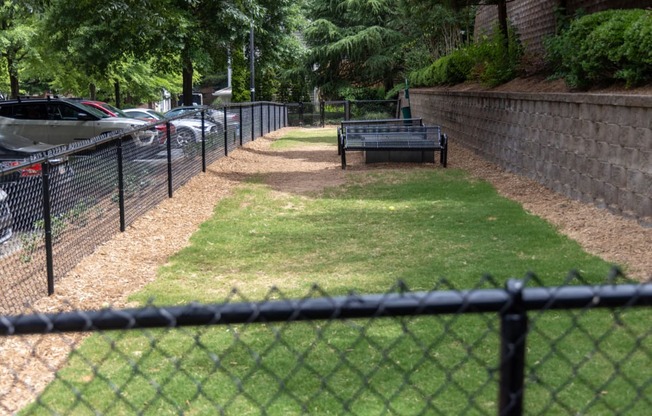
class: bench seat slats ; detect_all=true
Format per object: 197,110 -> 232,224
340,124 -> 448,169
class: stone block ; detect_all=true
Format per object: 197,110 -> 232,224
610,165 -> 627,188
577,173 -> 592,195
603,182 -> 618,206
627,169 -> 651,195
634,127 -> 652,151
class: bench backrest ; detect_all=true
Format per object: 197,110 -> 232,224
345,125 -> 442,144
340,118 -> 423,130
345,125 -> 440,136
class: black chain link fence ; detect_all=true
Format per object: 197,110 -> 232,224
0,102 -> 286,314
0,270 -> 651,415
287,100 -> 401,127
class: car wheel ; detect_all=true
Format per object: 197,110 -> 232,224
175,127 -> 196,147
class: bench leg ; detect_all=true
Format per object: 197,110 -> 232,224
341,149 -> 347,169
337,129 -> 342,155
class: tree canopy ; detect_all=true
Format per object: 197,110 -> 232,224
0,0 -> 510,104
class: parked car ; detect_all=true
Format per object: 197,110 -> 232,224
0,97 -> 156,147
81,100 -> 174,143
123,108 -> 221,146
164,105 -> 240,135
0,189 -> 11,244
0,131 -> 74,232
79,100 -> 125,118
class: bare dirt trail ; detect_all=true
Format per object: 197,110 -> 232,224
0,126 -> 650,413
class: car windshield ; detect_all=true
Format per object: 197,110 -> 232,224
144,110 -> 165,120
79,103 -> 109,119
166,107 -> 204,118
102,102 -> 131,118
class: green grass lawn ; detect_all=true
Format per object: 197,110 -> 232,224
22,129 -> 651,415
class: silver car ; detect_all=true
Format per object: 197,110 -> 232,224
0,98 -> 155,147
122,108 -> 221,146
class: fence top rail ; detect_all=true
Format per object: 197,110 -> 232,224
2,282 -> 651,336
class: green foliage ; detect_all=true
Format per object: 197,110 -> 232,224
0,0 -> 302,104
545,9 -> 652,89
0,1 -> 39,96
230,47 -> 250,102
471,25 -> 523,87
338,85 -> 386,101
412,48 -> 475,86
409,23 -> 523,88
304,0 -> 408,98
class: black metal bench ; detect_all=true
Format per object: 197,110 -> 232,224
341,125 -> 448,169
337,118 -> 423,156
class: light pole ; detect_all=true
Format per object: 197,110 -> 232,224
250,22 -> 255,102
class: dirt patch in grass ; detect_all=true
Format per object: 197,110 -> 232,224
1,126 -> 650,413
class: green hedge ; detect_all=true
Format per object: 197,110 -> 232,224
409,24 -> 523,88
545,9 -> 652,88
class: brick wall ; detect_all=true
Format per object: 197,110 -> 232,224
408,89 -> 652,223
475,0 -> 652,55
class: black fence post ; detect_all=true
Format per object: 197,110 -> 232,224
260,102 -> 265,137
251,104 -> 256,142
200,116 -> 206,173
498,279 -> 528,416
224,107 -> 229,156
117,139 -> 126,232
345,101 -> 350,120
267,104 -> 271,133
166,121 -> 173,198
239,105 -> 243,146
41,161 -> 55,296
320,101 -> 325,127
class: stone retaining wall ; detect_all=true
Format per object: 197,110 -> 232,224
408,89 -> 652,223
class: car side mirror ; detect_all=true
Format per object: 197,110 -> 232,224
77,112 -> 96,121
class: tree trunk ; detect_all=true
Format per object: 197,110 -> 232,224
497,0 -> 508,45
7,56 -> 19,98
114,81 -> 121,108
89,83 -> 97,100
10,74 -> 19,99
182,63 -> 193,106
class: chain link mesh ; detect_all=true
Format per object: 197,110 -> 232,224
1,277 -> 650,415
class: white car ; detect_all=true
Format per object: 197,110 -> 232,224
122,108 -> 221,146
0,98 -> 155,147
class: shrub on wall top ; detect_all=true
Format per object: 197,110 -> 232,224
408,23 -> 523,88
545,9 -> 652,89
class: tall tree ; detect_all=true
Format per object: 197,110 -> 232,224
0,1 -> 40,98
303,0 -> 408,99
41,0 -> 181,104
41,0 -> 256,106
245,0 -> 308,101
397,0 -> 475,60
169,0 -> 257,105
